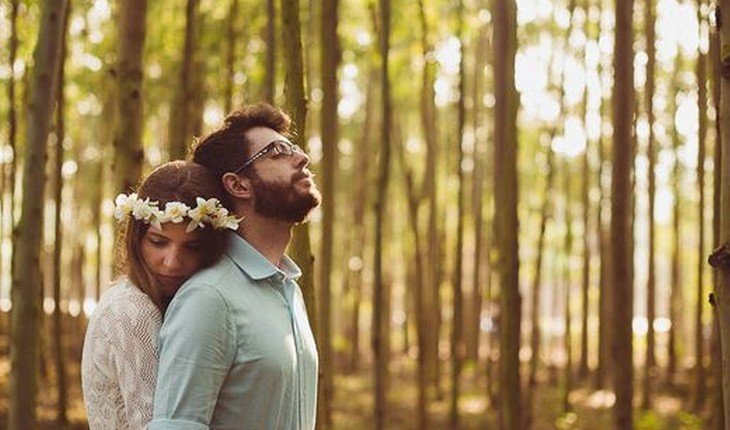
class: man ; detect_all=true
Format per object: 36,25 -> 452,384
150,103 -> 321,430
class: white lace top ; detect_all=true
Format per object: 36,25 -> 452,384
81,278 -> 162,430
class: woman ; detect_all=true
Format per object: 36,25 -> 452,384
81,161 -> 240,429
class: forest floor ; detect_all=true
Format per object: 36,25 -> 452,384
0,317 -> 711,429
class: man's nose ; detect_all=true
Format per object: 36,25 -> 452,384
293,149 -> 310,168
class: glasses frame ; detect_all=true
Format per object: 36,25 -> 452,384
232,139 -> 303,174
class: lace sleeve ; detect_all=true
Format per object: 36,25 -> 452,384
82,283 -> 162,430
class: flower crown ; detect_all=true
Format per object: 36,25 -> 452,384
114,193 -> 241,232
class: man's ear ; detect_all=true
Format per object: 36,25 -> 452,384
222,172 -> 253,199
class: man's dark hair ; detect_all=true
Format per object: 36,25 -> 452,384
192,103 -> 292,179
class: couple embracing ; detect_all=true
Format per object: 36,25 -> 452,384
81,103 -> 321,430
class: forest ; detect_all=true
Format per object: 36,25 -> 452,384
1,0 -> 730,429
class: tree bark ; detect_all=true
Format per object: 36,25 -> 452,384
714,0 -> 730,426
642,0 -> 657,409
373,0 -> 392,426
317,0 -> 339,425
280,0 -> 318,337
112,0 -> 147,196
450,0 -> 466,425
493,0 -> 521,428
9,1 -> 68,428
168,0 -> 199,159
52,4 -> 71,423
224,0 -> 239,113
611,0 -> 635,427
265,0 -> 276,103
693,0 -> 708,410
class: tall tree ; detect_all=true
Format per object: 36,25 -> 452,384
712,0 -> 730,426
450,0 -> 466,425
642,0 -> 657,409
563,161 -> 574,413
265,0 -> 277,103
112,0 -> 148,196
168,0 -> 199,159
693,0 -> 708,410
224,0 -> 239,113
51,3 -> 71,424
8,1 -> 69,428
6,0 -> 19,260
611,0 -> 635,427
667,53 -> 684,385
281,0 -> 318,334
318,0 -> 340,424
373,0 -> 392,426
492,0 -> 520,428
709,9 -> 724,429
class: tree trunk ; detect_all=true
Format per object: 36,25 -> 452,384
265,0 -> 276,103
610,0 -> 635,427
492,0 -> 521,428
112,0 -> 147,196
168,0 -> 199,159
450,0 -> 466,425
668,53 -> 684,385
6,0 -> 19,287
642,0 -> 657,409
317,0 -> 339,425
713,0 -> 730,427
224,0 -> 239,113
52,5 -> 71,423
693,0 -> 708,410
280,0 -> 318,336
373,0 -> 391,425
563,162 -> 574,413
709,11 -> 724,429
8,1 -> 69,428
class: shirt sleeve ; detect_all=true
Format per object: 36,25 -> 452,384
149,282 -> 235,430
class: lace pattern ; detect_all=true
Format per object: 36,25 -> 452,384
81,278 -> 162,430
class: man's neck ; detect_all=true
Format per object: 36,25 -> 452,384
237,214 -> 292,267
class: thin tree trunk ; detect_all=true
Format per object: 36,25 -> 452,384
595,0 -> 611,390
693,0 -> 708,410
112,0 -> 147,196
265,0 -> 276,103
713,0 -> 730,426
52,5 -> 71,423
611,0 -> 635,427
224,0 -> 239,113
168,0 -> 199,159
642,0 -> 657,410
668,53 -> 684,385
709,12 -> 724,429
450,0 -> 466,424
6,0 -> 19,296
280,0 -> 317,337
563,162 -> 574,413
493,0 -> 521,427
317,0 -> 339,424
373,0 -> 391,425
9,1 -> 69,428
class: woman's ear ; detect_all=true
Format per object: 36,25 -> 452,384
222,172 -> 253,199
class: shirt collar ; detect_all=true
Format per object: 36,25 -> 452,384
225,232 -> 302,281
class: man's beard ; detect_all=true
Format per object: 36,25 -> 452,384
250,170 -> 321,223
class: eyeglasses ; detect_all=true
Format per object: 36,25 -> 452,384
233,139 -> 304,173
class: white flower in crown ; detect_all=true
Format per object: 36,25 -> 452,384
186,197 -> 219,232
160,202 -> 191,224
211,206 -> 243,230
131,196 -> 158,222
114,193 -> 137,220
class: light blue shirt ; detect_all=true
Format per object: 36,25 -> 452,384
150,233 -> 318,430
